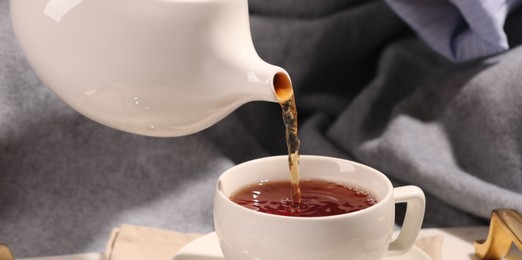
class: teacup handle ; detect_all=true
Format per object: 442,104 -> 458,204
387,186 -> 426,255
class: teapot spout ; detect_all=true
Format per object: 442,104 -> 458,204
273,71 -> 294,103
240,63 -> 293,104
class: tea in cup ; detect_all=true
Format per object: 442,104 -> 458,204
213,155 -> 426,260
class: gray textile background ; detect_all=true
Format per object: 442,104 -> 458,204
1,0 -> 522,258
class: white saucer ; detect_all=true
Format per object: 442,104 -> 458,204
173,232 -> 431,260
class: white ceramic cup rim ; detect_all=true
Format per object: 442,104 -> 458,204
216,155 -> 394,220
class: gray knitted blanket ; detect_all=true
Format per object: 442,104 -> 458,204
1,0 -> 522,257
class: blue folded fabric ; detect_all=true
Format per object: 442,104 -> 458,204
385,0 -> 522,62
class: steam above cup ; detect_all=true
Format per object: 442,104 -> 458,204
10,0 -> 292,136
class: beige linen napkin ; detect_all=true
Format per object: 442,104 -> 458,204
104,225 -> 202,260
105,224 -> 443,260
415,235 -> 443,260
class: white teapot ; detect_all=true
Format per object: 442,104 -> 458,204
10,0 -> 292,137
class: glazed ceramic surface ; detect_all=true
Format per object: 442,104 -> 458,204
10,0 -> 289,136
172,232 -> 432,260
213,155 -> 426,260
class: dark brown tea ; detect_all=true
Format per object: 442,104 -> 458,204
230,179 -> 378,217
280,95 -> 301,204
274,72 -> 301,205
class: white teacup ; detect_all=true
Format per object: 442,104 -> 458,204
214,155 -> 425,260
